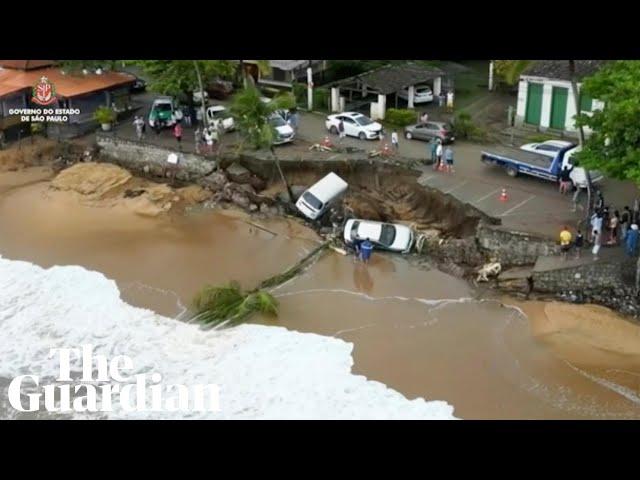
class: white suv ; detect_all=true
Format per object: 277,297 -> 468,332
325,112 -> 383,140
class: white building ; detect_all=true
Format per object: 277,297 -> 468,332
515,60 -> 606,137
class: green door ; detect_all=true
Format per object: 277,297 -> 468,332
549,86 -> 568,129
525,83 -> 543,126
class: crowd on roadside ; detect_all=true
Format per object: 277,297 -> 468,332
559,190 -> 640,261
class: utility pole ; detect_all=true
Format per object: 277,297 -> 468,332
488,60 -> 495,91
193,60 -> 207,131
307,60 -> 313,111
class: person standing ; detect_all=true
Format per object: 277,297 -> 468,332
625,224 -> 639,257
420,112 -> 429,125
559,226 -> 573,260
288,109 -> 299,133
609,210 -> 620,245
360,238 -> 374,264
338,118 -> 345,143
133,116 -> 145,141
173,122 -> 183,150
430,137 -> 438,166
557,165 -> 574,194
574,230 -> 584,259
435,140 -> 443,171
621,206 -> 631,241
590,211 -> 603,243
444,146 -> 454,173
391,130 -> 399,153
446,90 -> 454,113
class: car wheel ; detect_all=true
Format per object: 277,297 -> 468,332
405,132 -> 413,140
506,166 -> 518,177
359,132 -> 366,141
329,126 -> 338,135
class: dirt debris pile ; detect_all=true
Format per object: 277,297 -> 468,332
50,162 -> 212,217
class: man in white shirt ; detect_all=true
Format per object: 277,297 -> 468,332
391,130 -> 399,153
435,140 -> 443,170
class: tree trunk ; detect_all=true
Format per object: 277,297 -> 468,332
568,60 -> 586,147
270,146 -> 294,203
193,61 -> 207,130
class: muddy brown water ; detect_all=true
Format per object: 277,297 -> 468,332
2,169 -> 640,419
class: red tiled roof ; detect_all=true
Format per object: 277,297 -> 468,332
0,60 -> 56,70
0,67 -> 136,99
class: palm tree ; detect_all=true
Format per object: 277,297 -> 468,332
191,241 -> 331,327
229,84 -> 295,201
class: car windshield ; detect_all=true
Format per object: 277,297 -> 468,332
155,103 -> 172,112
210,109 -> 226,118
354,116 -> 373,126
416,87 -> 431,93
270,115 -> 287,127
350,221 -> 360,239
302,192 -> 323,210
379,224 -> 396,246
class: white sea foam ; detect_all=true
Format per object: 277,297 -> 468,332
0,256 -> 457,419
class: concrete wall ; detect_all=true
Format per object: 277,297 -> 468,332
533,260 -> 629,293
96,134 -> 216,182
476,224 -> 560,266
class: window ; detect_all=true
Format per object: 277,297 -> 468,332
379,225 -> 396,247
580,93 -> 593,112
272,68 -> 286,82
302,192 -> 323,210
343,117 -> 356,124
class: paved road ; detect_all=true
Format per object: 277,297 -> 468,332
124,92 -> 639,239
295,111 -> 638,238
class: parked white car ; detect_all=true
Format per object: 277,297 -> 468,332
520,140 -> 575,157
325,112 -> 383,140
193,90 -> 209,105
343,219 -> 414,254
398,85 -> 434,104
269,114 -> 295,145
205,105 -> 235,132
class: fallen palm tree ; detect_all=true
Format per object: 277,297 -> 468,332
190,239 -> 332,328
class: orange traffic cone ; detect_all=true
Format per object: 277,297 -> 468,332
499,188 -> 508,202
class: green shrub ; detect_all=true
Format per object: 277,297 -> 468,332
292,82 -> 306,104
451,111 -> 489,143
93,105 -> 116,124
313,87 -> 330,111
385,108 -> 417,127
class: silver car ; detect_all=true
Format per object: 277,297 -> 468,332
404,121 -> 455,144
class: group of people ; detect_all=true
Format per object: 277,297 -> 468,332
430,138 -> 454,173
352,238 -> 374,263
588,203 -> 640,258
195,125 -> 221,155
559,201 -> 640,261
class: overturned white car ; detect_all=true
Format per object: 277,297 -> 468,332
343,219 -> 414,254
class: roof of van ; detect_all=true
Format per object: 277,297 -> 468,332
307,172 -> 348,203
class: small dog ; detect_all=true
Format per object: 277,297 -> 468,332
476,262 -> 502,282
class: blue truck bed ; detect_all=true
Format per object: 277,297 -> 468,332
480,145 -> 567,182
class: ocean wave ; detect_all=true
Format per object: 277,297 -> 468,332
0,255 -> 456,420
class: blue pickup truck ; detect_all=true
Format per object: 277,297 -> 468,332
480,143 -> 603,187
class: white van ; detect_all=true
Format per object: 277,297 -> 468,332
295,172 -> 348,220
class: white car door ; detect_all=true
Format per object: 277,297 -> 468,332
343,117 -> 358,137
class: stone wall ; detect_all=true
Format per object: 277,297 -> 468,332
96,134 -> 216,182
532,260 -> 629,293
476,223 -> 560,266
